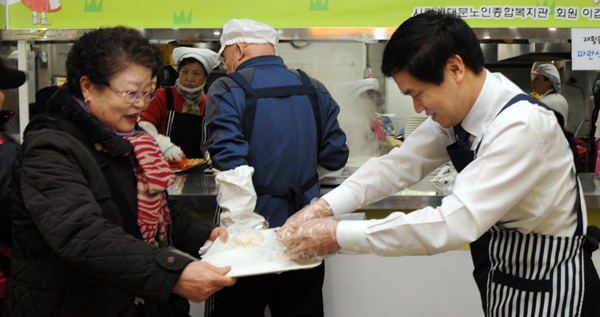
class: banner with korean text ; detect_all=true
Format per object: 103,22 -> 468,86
4,0 -> 600,29
572,28 -> 600,70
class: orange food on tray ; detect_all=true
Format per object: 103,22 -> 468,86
168,150 -> 206,171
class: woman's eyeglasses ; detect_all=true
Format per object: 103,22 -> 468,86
106,83 -> 156,104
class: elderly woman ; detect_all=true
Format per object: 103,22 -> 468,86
5,27 -> 235,316
139,47 -> 219,161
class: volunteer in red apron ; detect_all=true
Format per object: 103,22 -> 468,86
278,11 -> 600,316
139,47 -> 220,160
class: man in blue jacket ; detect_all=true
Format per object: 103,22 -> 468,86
205,18 -> 349,317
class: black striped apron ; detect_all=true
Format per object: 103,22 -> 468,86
448,94 -> 599,316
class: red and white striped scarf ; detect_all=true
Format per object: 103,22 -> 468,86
79,94 -> 174,242
115,132 -> 175,243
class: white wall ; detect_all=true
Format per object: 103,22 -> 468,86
277,42 -> 366,91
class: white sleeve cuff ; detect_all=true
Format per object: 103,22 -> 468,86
336,220 -> 373,254
323,185 -> 360,216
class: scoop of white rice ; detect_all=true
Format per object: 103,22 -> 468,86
228,228 -> 267,249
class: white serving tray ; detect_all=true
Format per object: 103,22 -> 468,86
201,228 -> 321,277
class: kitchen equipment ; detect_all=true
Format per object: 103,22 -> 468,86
404,116 -> 428,137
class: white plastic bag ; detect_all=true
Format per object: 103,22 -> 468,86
215,165 -> 265,234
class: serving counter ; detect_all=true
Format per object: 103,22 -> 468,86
182,170 -> 600,317
168,170 -> 600,214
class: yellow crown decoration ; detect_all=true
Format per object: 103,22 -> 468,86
84,0 -> 103,13
310,0 -> 328,11
536,0 -> 556,15
173,10 -> 192,25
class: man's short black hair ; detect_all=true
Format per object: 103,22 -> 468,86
381,11 -> 484,85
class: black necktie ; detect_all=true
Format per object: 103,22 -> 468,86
453,124 -> 471,150
447,123 -> 475,172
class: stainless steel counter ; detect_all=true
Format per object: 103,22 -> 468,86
168,171 -> 600,210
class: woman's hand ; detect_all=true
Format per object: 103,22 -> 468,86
172,261 -> 236,303
208,226 -> 228,243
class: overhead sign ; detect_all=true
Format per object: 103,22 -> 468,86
571,28 -> 600,70
2,0 -> 600,29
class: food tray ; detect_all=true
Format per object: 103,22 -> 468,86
171,160 -> 208,173
201,228 -> 321,277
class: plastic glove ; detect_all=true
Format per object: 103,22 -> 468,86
430,163 -> 458,193
161,143 -> 184,161
277,198 -> 333,241
278,218 -> 340,261
215,166 -> 265,234
138,121 -> 184,161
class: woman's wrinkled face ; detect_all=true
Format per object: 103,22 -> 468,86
178,61 -> 206,89
84,63 -> 153,133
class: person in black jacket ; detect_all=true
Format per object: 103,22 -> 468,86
0,58 -> 26,315
5,27 -> 236,317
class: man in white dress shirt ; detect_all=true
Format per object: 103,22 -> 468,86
278,11 -> 600,317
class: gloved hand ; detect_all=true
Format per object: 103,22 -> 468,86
278,218 -> 340,261
277,198 -> 333,241
138,121 -> 183,161
160,142 -> 184,161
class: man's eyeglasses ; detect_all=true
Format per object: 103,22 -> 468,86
106,83 -> 156,104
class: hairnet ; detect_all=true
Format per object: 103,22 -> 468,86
217,19 -> 279,60
172,47 -> 220,75
531,63 -> 561,93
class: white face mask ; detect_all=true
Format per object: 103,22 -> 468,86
176,79 -> 204,94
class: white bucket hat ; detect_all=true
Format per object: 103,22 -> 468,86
172,47 -> 220,75
217,19 -> 279,61
531,63 -> 561,93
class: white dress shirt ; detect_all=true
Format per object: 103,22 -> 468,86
326,70 -> 582,256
